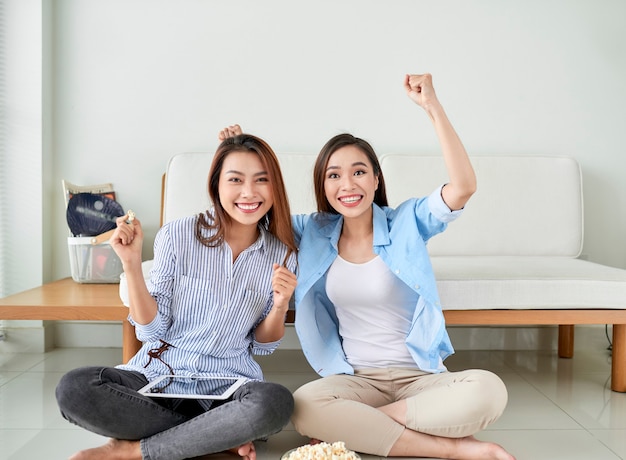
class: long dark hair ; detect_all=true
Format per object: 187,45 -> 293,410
196,134 -> 297,264
313,133 -> 388,213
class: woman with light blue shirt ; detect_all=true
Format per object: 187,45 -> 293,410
55,134 -> 298,460
222,74 -> 514,460
290,74 -> 514,460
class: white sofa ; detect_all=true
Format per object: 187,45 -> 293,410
150,152 -> 626,391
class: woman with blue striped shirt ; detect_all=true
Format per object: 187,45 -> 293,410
55,134 -> 298,460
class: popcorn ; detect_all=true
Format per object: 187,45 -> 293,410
283,441 -> 359,460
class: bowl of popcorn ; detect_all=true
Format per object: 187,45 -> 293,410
281,441 -> 360,460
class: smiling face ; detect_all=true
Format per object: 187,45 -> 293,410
218,151 -> 274,231
323,145 -> 379,219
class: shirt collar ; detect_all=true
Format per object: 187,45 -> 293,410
317,204 -> 391,248
251,224 -> 268,251
372,203 -> 391,247
204,207 -> 268,253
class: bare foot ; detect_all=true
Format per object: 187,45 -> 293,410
451,436 -> 516,460
390,430 -> 515,460
228,441 -> 256,460
69,439 -> 142,460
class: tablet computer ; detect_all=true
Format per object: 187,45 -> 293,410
138,375 -> 247,400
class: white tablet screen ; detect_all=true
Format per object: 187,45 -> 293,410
138,375 -> 247,400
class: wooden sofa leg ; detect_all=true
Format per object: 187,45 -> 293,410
611,324 -> 626,392
122,321 -> 142,364
558,325 -> 575,358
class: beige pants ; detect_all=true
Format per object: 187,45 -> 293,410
291,368 -> 508,456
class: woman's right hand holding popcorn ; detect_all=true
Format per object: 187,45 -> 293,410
110,211 -> 143,269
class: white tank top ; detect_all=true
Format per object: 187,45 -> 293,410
326,255 -> 419,369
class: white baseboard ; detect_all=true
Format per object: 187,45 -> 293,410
53,321 -> 122,348
0,322 -> 54,353
284,324 -> 611,351
0,322 -> 612,353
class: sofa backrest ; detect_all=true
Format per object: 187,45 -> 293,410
162,152 -> 318,224
162,153 -> 583,258
381,154 -> 583,257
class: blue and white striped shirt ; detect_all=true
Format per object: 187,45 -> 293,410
117,213 -> 297,386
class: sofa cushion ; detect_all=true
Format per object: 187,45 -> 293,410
434,256 -> 626,310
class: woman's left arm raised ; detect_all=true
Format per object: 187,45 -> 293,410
405,73 -> 476,211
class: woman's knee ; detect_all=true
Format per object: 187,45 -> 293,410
468,370 -> 508,413
479,370 -> 508,420
293,380 -> 327,411
455,369 -> 509,430
268,382 -> 295,421
241,381 -> 294,425
404,369 -> 508,437
291,380 -> 335,434
55,366 -> 100,409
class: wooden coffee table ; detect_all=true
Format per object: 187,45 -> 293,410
0,278 -> 141,362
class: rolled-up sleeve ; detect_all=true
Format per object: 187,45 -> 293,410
132,314 -> 162,341
428,184 -> 463,223
251,338 -> 281,355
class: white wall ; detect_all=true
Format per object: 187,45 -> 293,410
1,0 -> 44,295
3,0 -> 626,348
48,0 -> 626,277
0,0 -> 53,352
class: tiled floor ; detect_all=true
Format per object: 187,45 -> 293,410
1,328 -> 626,459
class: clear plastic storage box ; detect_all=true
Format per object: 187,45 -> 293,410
67,237 -> 123,283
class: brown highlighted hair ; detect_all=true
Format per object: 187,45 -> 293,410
196,134 -> 297,264
313,133 -> 388,214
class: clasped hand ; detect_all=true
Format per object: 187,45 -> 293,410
271,263 -> 297,312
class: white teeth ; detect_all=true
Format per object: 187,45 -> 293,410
237,203 -> 260,210
340,196 -> 360,203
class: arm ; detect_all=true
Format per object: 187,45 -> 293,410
109,214 -> 158,325
254,263 -> 297,343
404,74 -> 476,211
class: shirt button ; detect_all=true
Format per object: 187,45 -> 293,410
414,284 -> 420,290
395,269 -> 400,274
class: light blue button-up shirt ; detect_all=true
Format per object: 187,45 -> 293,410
292,185 -> 462,377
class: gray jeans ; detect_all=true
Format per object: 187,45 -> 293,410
55,366 -> 294,460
